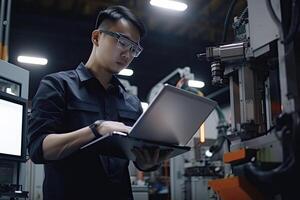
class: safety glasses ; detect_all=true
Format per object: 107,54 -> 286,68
99,29 -> 143,57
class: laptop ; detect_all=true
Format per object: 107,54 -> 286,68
81,84 -> 217,160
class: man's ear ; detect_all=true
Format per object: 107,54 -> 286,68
91,30 -> 100,46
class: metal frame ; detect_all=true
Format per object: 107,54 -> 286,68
199,0 -> 299,198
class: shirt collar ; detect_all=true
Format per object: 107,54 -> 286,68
110,75 -> 126,92
75,62 -> 127,92
75,62 -> 94,82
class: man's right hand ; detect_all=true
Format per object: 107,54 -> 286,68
96,121 -> 131,136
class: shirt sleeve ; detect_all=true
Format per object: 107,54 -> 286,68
27,74 -> 65,164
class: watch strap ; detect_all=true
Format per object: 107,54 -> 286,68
89,120 -> 104,139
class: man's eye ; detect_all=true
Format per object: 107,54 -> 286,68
119,39 -> 130,47
129,46 -> 136,53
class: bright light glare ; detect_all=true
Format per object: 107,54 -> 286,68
0,99 -> 23,156
141,102 -> 149,112
150,0 -> 188,11
205,150 -> 213,157
17,55 -> 48,65
6,88 -> 14,95
118,69 -> 134,76
200,124 -> 205,143
188,80 -> 205,88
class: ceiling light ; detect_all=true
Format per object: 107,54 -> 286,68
150,0 -> 187,11
17,55 -> 48,65
118,68 -> 134,76
188,80 -> 205,88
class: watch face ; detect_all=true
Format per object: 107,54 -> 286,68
89,122 -> 100,138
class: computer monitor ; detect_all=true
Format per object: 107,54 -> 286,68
0,91 -> 27,162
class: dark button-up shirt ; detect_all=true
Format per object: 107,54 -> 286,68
27,63 -> 143,200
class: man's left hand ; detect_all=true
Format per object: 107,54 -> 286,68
131,146 -> 173,171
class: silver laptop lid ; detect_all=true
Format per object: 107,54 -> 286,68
129,85 -> 217,146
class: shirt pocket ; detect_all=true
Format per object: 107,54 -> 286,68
66,101 -> 101,130
118,108 -> 140,126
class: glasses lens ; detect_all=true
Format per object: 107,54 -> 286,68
118,37 -> 131,48
117,36 -> 142,57
133,46 -> 142,57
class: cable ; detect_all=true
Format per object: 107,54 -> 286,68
266,0 -> 300,44
262,125 -> 276,135
265,0 -> 281,27
222,0 -> 238,43
208,105 -> 230,156
175,77 -> 187,88
284,0 -> 300,44
244,112 -> 299,184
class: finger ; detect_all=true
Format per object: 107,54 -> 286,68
126,126 -> 133,132
116,122 -> 125,126
106,122 -> 131,133
131,147 -> 145,162
142,148 -> 152,163
131,148 -> 140,161
122,125 -> 132,133
114,124 -> 131,133
115,128 -> 130,134
158,149 -> 173,162
153,148 -> 160,162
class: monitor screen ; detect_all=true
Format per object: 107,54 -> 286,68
0,91 -> 27,162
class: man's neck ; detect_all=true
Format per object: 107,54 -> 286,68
85,61 -> 112,89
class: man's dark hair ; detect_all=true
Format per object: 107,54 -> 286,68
95,5 -> 146,39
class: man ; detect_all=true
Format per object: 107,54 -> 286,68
27,5 -> 164,200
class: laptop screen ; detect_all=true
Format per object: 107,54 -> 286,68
129,85 -> 217,146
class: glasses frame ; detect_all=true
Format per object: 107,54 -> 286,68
99,29 -> 143,57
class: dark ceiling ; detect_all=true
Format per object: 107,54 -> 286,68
8,0 -> 246,103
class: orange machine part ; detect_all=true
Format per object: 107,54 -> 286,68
208,176 -> 263,200
223,148 -> 247,164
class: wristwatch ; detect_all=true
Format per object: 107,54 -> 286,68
89,120 -> 104,139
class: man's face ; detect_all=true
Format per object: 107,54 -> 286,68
94,18 -> 141,74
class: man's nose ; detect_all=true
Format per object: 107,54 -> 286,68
121,49 -> 131,60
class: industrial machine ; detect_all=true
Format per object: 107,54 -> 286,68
0,60 -> 29,199
147,66 -> 195,103
197,0 -> 299,199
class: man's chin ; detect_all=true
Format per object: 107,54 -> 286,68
110,67 -> 125,75
114,64 -> 128,73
